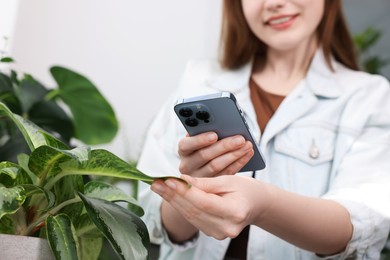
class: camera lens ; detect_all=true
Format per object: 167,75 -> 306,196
185,118 -> 198,127
179,107 -> 193,117
196,111 -> 210,121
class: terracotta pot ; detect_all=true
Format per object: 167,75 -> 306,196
0,234 -> 54,260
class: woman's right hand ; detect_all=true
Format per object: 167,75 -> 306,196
178,132 -> 254,177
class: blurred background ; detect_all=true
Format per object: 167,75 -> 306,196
1,0 -> 389,162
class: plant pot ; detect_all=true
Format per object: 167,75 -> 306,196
0,234 -> 54,260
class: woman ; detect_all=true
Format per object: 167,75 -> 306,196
138,0 -> 390,259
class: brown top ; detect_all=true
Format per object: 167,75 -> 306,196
249,78 -> 285,133
224,78 -> 285,260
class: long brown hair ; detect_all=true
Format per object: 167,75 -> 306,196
220,0 -> 359,71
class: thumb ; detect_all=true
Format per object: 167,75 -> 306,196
180,174 -> 231,194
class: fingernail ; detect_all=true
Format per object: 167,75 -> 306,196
151,182 -> 165,194
165,180 -> 177,190
232,136 -> 245,146
243,142 -> 252,150
207,133 -> 217,142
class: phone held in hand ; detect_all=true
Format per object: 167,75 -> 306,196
174,92 -> 266,172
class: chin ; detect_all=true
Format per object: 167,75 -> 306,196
268,42 -> 303,52
264,34 -> 314,53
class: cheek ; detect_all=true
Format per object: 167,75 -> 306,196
242,10 -> 264,40
241,0 -> 263,29
306,0 -> 325,28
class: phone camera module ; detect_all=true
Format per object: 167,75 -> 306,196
196,111 -> 210,122
185,118 -> 198,127
179,107 -> 193,117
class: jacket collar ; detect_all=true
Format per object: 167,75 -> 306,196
205,61 -> 253,93
205,49 -> 342,98
306,49 -> 342,98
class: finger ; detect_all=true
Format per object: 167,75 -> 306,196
215,148 -> 254,176
154,176 -> 248,224
152,178 -> 221,221
178,132 -> 218,157
181,175 -> 236,195
179,136 -> 247,175
151,179 -> 219,231
155,177 -> 228,214
165,178 -> 232,217
151,179 -> 176,201
200,141 -> 253,176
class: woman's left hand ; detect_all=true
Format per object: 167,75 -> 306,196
151,174 -> 268,240
152,174 -> 353,255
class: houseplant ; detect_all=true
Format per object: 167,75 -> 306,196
0,100 -> 155,259
353,26 -> 390,76
0,57 -> 158,259
0,56 -> 118,162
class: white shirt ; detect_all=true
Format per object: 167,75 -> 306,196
137,50 -> 390,260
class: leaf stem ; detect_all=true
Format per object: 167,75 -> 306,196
24,196 -> 81,236
76,224 -> 98,237
43,171 -> 68,190
45,89 -> 60,101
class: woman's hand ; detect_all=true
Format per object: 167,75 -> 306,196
151,174 -> 267,240
156,133 -> 254,243
152,174 -> 352,255
178,132 -> 254,177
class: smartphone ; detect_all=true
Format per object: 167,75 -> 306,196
174,92 -> 265,172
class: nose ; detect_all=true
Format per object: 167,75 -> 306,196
264,0 -> 287,11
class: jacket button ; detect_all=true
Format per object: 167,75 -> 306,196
309,139 -> 320,159
153,227 -> 162,239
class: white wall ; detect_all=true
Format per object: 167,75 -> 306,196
6,0 -> 390,162
9,0 -> 222,161
0,0 -> 20,67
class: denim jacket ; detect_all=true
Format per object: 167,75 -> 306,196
137,50 -> 390,260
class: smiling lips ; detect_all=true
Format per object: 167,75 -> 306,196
266,14 -> 298,29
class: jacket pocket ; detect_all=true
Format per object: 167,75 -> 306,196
274,125 -> 336,165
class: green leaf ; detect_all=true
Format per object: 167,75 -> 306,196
17,153 -> 38,185
0,214 -> 14,233
53,175 -> 84,223
10,70 -> 19,85
0,57 -> 14,63
60,149 -> 155,184
74,213 -> 102,238
0,186 -> 26,218
13,77 -> 75,145
0,162 -> 19,180
0,102 -> 42,151
29,145 -> 89,182
50,66 -> 118,145
84,181 -> 144,217
46,214 -> 79,260
22,184 -> 56,210
74,214 -> 104,260
0,130 -> 30,163
29,100 -> 74,144
78,193 -> 149,260
16,77 -> 48,114
0,161 -> 32,187
353,27 -> 382,53
0,72 -> 13,93
78,236 -> 103,260
363,56 -> 390,75
0,102 -> 66,151
41,132 -> 69,150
